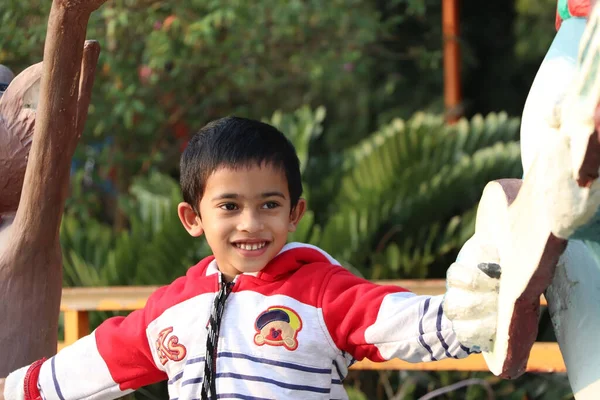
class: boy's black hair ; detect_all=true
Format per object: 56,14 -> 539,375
180,116 -> 303,213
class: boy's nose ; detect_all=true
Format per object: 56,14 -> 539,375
237,210 -> 264,232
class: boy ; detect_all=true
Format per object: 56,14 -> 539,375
1,116 -> 498,399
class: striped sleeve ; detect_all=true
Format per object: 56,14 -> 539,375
319,269 -> 471,363
34,288 -> 170,400
4,259 -> 213,400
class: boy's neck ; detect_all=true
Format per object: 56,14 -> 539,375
221,271 -> 237,283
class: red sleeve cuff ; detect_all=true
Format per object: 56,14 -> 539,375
23,359 -> 46,400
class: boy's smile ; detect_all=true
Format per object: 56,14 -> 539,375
178,163 -> 305,281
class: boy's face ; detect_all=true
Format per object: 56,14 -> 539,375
178,163 -> 305,281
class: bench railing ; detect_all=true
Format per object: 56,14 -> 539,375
59,280 -> 564,373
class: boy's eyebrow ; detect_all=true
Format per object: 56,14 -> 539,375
261,191 -> 286,199
211,191 -> 287,201
212,193 -> 239,201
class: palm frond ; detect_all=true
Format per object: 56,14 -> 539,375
61,171 -> 210,288
310,112 -> 522,277
263,105 -> 326,177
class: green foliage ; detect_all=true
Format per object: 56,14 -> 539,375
0,0 -> 555,225
310,112 -> 522,278
346,386 -> 369,400
266,107 -> 522,280
515,0 -> 557,63
0,0 -> 383,213
61,171 -> 212,288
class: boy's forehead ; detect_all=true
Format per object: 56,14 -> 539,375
204,164 -> 289,195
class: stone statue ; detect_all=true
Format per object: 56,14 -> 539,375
0,0 -> 107,376
448,1 -> 600,398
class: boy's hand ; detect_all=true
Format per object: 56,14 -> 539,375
443,237 -> 501,352
0,378 -> 5,400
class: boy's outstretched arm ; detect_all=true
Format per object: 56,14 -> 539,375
319,260 -> 499,364
1,285 -> 174,400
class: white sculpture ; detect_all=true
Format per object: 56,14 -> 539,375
448,1 -> 600,398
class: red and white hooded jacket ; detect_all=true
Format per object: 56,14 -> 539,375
5,242 -> 471,400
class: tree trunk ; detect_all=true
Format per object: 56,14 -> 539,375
0,0 -> 107,376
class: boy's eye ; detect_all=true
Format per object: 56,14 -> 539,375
263,201 -> 280,209
220,203 -> 238,211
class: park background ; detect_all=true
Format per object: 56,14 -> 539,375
0,0 -> 572,399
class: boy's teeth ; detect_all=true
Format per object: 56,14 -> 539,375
236,242 -> 266,251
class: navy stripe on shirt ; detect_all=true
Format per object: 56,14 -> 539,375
171,395 -> 272,400
172,395 -> 271,400
181,377 -> 203,386
219,351 -> 331,374
418,297 -> 437,361
168,357 -> 206,384
332,359 -> 345,381
217,394 -> 273,400
168,352 -> 331,385
51,357 -> 66,400
435,301 -> 458,359
216,372 -> 330,394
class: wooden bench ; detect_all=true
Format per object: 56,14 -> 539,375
59,280 -> 564,373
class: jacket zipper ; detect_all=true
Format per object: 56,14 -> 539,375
201,273 -> 235,399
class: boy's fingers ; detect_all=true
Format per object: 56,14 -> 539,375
450,315 -> 497,352
443,288 -> 497,320
447,262 -> 501,292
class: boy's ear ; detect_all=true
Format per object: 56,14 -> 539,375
177,202 -> 204,237
288,198 -> 307,232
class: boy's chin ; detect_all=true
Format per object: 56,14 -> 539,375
235,260 -> 270,275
